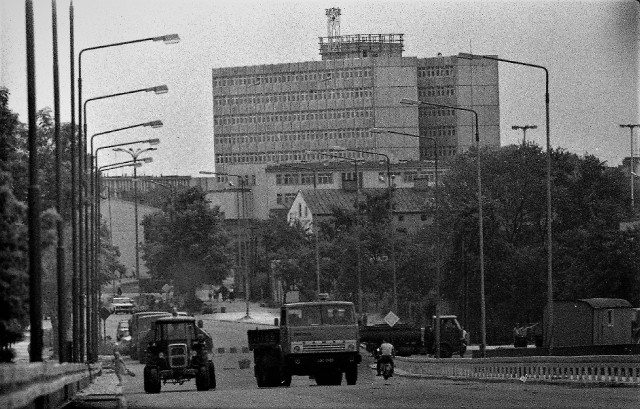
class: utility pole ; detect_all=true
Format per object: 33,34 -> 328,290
620,124 -> 640,211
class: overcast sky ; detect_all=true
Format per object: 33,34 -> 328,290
1,0 -> 638,176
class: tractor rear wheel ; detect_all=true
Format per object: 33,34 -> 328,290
196,365 -> 210,391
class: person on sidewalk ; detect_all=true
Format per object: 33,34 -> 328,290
113,350 -> 130,386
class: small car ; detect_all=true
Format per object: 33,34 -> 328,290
116,320 -> 131,342
110,297 -> 135,314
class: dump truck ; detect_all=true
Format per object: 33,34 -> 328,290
247,298 -> 361,387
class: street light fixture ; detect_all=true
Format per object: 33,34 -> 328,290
620,124 -> 640,211
329,146 -> 399,315
82,88 -> 166,363
112,147 -> 156,299
305,151 -> 365,317
370,127 -> 442,357
400,97 -> 486,357
512,125 -> 538,145
459,52 -> 554,352
199,171 -> 252,320
78,33 -> 177,361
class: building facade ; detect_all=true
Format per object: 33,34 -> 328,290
211,34 -> 499,219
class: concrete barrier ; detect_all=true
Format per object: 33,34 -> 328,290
395,355 -> 640,385
0,361 -> 100,409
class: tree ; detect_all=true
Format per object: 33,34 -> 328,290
439,143 -> 637,344
141,186 -> 232,308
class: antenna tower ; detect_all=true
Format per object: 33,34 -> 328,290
326,7 -> 341,53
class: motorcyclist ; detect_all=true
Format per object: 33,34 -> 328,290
376,338 -> 395,376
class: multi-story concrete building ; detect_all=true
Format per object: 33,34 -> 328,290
211,32 -> 499,219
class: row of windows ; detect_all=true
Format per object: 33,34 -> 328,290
422,126 -> 457,137
275,172 -> 334,186
214,88 -> 372,106
420,145 -> 458,158
214,108 -> 373,126
215,128 -> 371,145
213,68 -> 373,88
420,107 -> 457,117
215,149 -> 388,165
418,65 -> 455,78
418,86 -> 456,98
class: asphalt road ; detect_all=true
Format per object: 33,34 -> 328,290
105,315 -> 639,409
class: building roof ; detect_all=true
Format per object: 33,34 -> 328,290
578,298 -> 632,309
300,188 -> 432,216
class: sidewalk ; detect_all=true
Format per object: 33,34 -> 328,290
205,300 -> 279,326
66,358 -> 126,409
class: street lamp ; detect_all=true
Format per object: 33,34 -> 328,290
370,127 -> 442,357
112,147 -> 156,300
512,125 -> 538,145
620,124 -> 640,211
199,171 -> 252,319
330,146 -> 399,315
400,97 -> 486,357
95,138 -> 159,313
77,33 -> 177,362
82,88 -> 165,363
306,151 -> 365,317
281,164 -> 321,294
459,52 -> 553,352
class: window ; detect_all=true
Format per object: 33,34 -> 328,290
606,309 -> 614,327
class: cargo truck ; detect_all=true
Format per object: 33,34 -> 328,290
247,298 -> 361,387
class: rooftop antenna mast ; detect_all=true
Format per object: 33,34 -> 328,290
326,7 -> 341,54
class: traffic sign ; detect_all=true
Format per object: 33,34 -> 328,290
384,311 -> 400,327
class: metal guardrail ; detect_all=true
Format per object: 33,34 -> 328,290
0,361 -> 101,409
395,355 -> 640,385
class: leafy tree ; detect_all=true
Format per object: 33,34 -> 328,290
439,143 -> 637,343
141,186 -> 232,308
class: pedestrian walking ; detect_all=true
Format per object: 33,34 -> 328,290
113,350 -> 133,386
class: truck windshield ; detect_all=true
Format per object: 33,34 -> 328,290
160,322 -> 193,340
287,304 -> 355,327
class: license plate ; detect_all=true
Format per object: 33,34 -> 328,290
317,358 -> 334,363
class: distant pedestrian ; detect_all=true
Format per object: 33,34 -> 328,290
228,289 -> 235,302
113,350 -> 131,386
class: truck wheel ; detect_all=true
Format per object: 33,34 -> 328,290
144,366 -> 161,394
208,361 -> 217,389
345,365 -> 358,385
439,344 -> 453,358
331,371 -> 342,385
255,365 -> 267,387
281,371 -> 292,387
196,365 -> 210,391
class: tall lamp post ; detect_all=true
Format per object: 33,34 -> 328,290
82,87 -> 166,362
307,151 -> 364,316
330,146 -> 399,315
370,127 -> 441,357
199,171 -> 251,319
78,34 -> 178,362
400,98 -> 486,357
112,147 -> 157,299
512,124 -> 537,145
95,138 -> 159,306
620,124 -> 640,211
458,53 -> 553,352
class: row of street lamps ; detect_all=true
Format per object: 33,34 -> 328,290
24,0 -> 180,363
